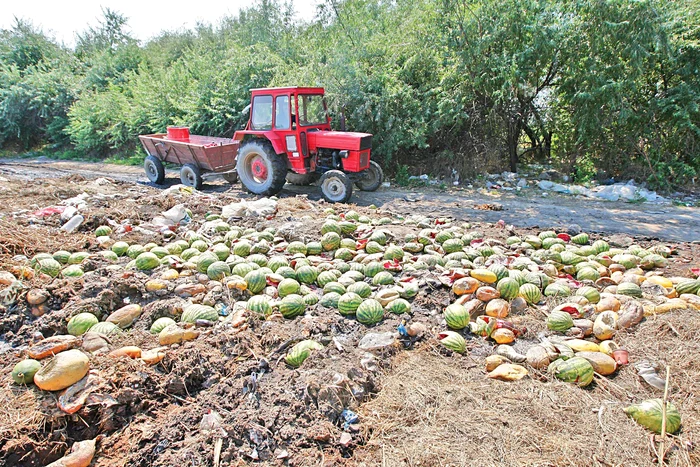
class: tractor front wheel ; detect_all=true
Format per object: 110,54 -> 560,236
237,140 -> 287,196
180,164 -> 203,190
355,160 -> 384,191
319,170 -> 353,203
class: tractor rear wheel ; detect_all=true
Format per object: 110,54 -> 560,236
319,170 -> 353,203
144,155 -> 165,185
180,164 -> 203,190
286,172 -> 320,186
356,161 -> 384,192
237,140 -> 287,196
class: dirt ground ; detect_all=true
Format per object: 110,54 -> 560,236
0,161 -> 698,467
2,158 -> 699,242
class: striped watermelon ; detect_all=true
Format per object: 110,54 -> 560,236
444,303 -> 470,329
67,313 -> 98,336
89,321 -> 121,335
267,256 -> 289,272
323,282 -> 346,295
544,283 -> 571,297
247,295 -> 272,317
364,262 -> 384,277
339,221 -> 357,235
279,294 -> 306,318
181,304 -> 218,323
347,281 -> 372,298
488,264 -> 509,282
276,266 -> 297,280
386,298 -> 411,314
321,220 -> 342,235
196,252 -> 219,273
244,269 -> 267,294
617,282 -> 643,298
356,299 -> 384,325
365,241 -> 383,254
150,317 -> 177,334
303,293 -> 320,305
232,240 -> 252,257
338,292 -> 363,316
232,262 -> 256,278
278,278 -> 301,297
576,285 -> 600,304
320,292 -> 341,308
306,242 -> 323,255
321,232 -> 341,251
384,245 -> 404,261
548,356 -> 594,387
497,278 -> 520,300
519,283 -> 542,304
442,238 -> 464,254
286,241 -> 307,255
317,270 -> 338,288
369,230 -> 388,245
676,279 -> 700,295
247,254 -> 268,267
296,265 -> 318,285
372,271 -> 394,285
207,261 -> 230,280
335,248 -> 354,261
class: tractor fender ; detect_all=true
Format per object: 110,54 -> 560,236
235,130 -> 286,156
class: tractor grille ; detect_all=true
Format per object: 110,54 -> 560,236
359,135 -> 372,151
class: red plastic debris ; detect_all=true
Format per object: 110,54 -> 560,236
32,206 -> 65,217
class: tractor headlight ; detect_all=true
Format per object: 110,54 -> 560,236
339,150 -> 349,158
285,135 -> 297,152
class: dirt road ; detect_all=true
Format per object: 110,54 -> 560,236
2,158 -> 698,242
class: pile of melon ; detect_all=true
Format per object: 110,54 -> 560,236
5,205 -> 698,435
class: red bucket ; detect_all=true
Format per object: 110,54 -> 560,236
166,126 -> 190,140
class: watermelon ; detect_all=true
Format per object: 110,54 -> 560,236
434,231 -> 453,244
296,265 -> 318,285
247,295 -> 272,316
576,267 -> 600,281
519,283 -> 542,304
303,293 -> 320,305
279,294 -> 306,318
576,286 -> 600,304
372,271 -> 394,285
386,298 -> 411,314
52,250 -> 71,264
544,283 -> 571,297
278,278 -> 301,297
181,304 -> 218,323
150,246 -> 170,259
321,232 -> 341,251
232,262 -> 256,278
497,278 -> 520,301
437,331 -> 466,354
150,317 -> 177,334
267,256 -> 289,272
572,233 -> 589,245
319,292 -> 341,308
675,279 -> 700,295
444,303 -> 470,329
356,299 -> 384,325
321,220 -> 342,235
335,248 -> 354,261
338,292 -> 363,316
12,359 -> 42,384
285,340 -> 323,368
35,257 -> 61,277
323,282 -> 346,295
548,356 -> 594,387
364,261 -> 384,277
67,252 -> 90,264
207,261 -> 231,280
623,399 -> 682,434
286,241 -> 307,255
547,310 -> 574,332
365,241 -> 383,254
617,282 -> 643,298
62,265 -> 84,278
67,313 -> 98,336
347,281 -> 372,298
317,270 -> 338,288
244,269 -> 268,294
383,245 -> 404,261
370,230 -> 388,245
90,321 -> 121,335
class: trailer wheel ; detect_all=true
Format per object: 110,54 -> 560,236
237,140 -> 287,196
355,161 -> 384,192
222,172 -> 239,184
286,172 -> 320,186
320,170 -> 353,203
144,155 -> 165,185
180,164 -> 203,190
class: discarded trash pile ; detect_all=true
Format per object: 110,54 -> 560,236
1,192 -> 699,465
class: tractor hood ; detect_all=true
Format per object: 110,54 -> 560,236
306,131 -> 372,152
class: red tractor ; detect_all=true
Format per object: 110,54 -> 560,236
139,86 -> 383,203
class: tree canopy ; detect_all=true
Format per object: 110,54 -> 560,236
1,0 -> 698,189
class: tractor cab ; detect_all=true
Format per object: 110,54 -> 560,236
233,86 -> 383,203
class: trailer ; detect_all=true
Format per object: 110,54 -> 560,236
139,129 -> 240,190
